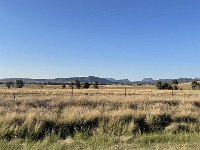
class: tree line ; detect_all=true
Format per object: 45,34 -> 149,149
156,79 -> 200,90
156,79 -> 180,90
4,79 -> 99,89
6,80 -> 24,89
4,79 -> 200,90
191,81 -> 200,90
66,80 -> 99,89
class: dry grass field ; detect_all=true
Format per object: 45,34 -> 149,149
0,84 -> 200,149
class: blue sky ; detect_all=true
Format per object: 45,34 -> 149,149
0,0 -> 200,81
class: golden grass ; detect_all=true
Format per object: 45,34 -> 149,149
0,85 -> 199,140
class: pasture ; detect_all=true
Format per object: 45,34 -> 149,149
0,84 -> 199,149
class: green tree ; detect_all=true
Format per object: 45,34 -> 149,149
171,79 -> 179,90
16,80 -> 24,88
172,79 -> 178,85
75,79 -> 81,89
156,81 -> 162,89
69,82 -> 74,88
192,81 -> 198,90
156,81 -> 174,90
6,82 -> 12,89
69,82 -> 74,95
61,84 -> 66,89
82,82 -> 90,89
162,83 -> 172,90
93,81 -> 99,89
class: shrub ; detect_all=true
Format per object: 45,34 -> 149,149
93,81 -> 99,89
156,81 -> 162,89
191,81 -> 200,90
74,80 -> 81,89
61,84 -> 66,89
6,82 -> 12,89
82,82 -> 90,89
156,81 -> 179,90
172,79 -> 178,85
16,80 -> 24,88
69,82 -> 74,88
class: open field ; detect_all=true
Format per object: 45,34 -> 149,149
0,85 -> 200,149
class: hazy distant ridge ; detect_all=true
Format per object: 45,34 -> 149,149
0,77 -> 196,84
0,76 -> 131,84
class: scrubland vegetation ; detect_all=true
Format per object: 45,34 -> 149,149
0,85 -> 200,149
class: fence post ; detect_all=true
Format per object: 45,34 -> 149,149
13,93 -> 16,100
125,87 -> 127,97
71,86 -> 74,95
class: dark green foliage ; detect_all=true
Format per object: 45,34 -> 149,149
75,79 -> 81,89
191,81 -> 200,90
171,79 -> 179,90
6,82 -> 12,89
16,80 -> 24,88
69,82 -> 74,88
93,81 -> 99,89
156,81 -> 162,89
61,84 -> 66,89
156,80 -> 180,90
172,85 -> 179,90
172,79 -> 179,85
69,82 -> 74,95
156,81 -> 173,90
82,82 -> 90,89
163,83 -> 172,90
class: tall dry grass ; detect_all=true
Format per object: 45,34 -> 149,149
0,85 -> 199,141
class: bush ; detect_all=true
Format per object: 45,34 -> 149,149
191,81 -> 200,90
74,80 -> 81,89
82,82 -> 90,89
93,81 -> 99,89
6,82 -> 12,89
16,80 -> 24,88
172,79 -> 178,85
69,82 -> 74,88
61,84 -> 66,89
156,82 -> 173,90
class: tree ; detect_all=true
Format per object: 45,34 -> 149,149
156,81 -> 174,90
62,84 -> 66,89
69,82 -> 74,95
74,79 -> 81,89
156,81 -> 162,89
172,85 -> 179,90
93,81 -> 99,89
163,83 -> 172,90
171,79 -> 179,90
16,80 -> 24,88
6,82 -> 12,89
192,81 -> 199,90
69,82 -> 74,88
82,82 -> 90,89
172,79 -> 178,85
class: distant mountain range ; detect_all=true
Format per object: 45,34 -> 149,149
0,76 -> 132,84
0,76 -> 197,85
135,78 -> 196,84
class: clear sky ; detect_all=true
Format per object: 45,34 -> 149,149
0,0 -> 200,81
